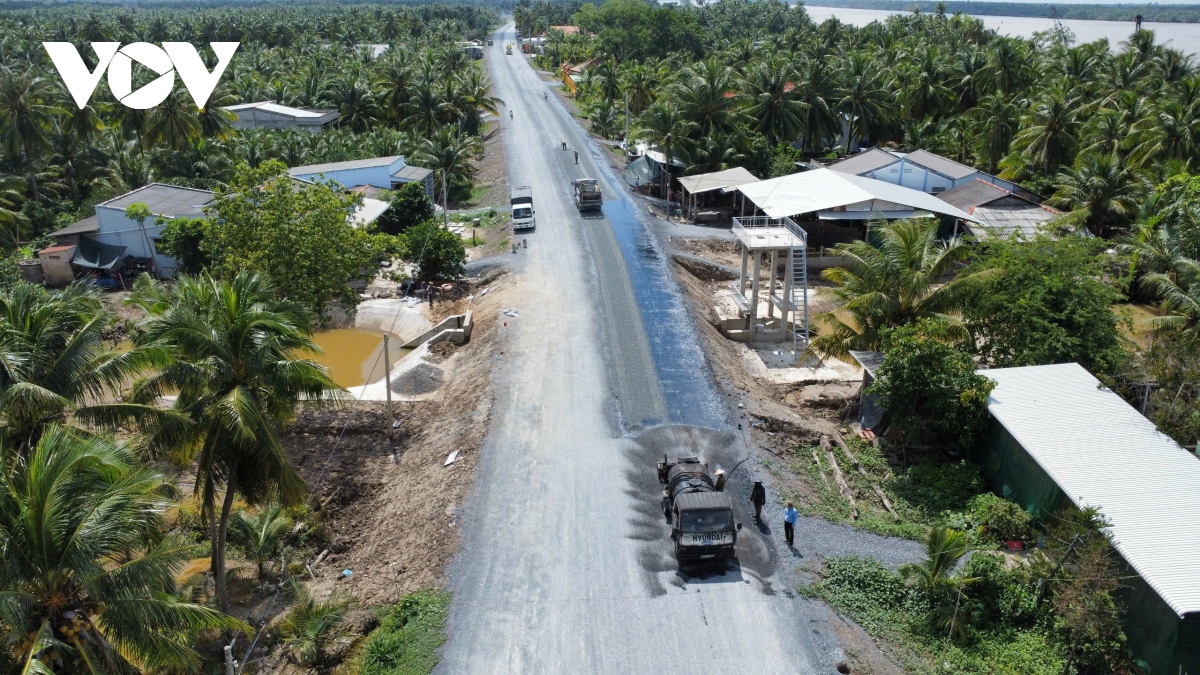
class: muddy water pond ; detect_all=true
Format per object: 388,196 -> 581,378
307,328 -> 412,389
1113,303 -> 1161,349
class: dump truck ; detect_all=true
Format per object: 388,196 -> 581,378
510,186 -> 536,231
572,178 -> 602,212
657,456 -> 741,563
505,44 -> 513,55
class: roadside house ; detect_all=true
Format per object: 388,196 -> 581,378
222,101 -> 340,132
287,156 -> 434,199
816,148 -> 1037,198
977,362 -> 1200,674
937,178 -> 1064,240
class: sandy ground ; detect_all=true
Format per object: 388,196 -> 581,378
282,271 -> 510,606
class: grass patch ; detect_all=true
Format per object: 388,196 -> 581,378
789,438 -> 991,541
352,589 -> 450,675
805,556 -> 1065,675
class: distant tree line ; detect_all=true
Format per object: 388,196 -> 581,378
803,0 -> 1200,24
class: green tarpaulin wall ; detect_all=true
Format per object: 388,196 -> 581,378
975,419 -> 1200,674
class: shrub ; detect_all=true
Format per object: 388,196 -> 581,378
374,182 -> 435,236
358,589 -> 451,675
968,493 -> 1033,542
868,321 -> 996,449
399,222 -> 466,283
887,460 -> 984,518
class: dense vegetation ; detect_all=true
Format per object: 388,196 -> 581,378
0,2 -> 500,254
805,0 -> 1200,24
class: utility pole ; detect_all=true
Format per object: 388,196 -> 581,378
383,333 -> 394,430
624,90 -> 630,152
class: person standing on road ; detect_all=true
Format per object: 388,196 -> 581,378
574,149 -> 579,164
428,283 -> 435,308
561,138 -> 567,151
783,501 -> 798,547
750,481 -> 766,524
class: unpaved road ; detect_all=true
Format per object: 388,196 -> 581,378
439,25 -> 832,674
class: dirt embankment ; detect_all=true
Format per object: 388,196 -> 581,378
285,271 -> 509,606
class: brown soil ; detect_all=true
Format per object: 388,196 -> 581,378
283,272 -> 509,606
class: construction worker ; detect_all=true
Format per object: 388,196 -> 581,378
561,138 -> 567,151
574,149 -> 579,164
783,501 -> 798,547
750,481 -> 766,524
509,110 -> 513,120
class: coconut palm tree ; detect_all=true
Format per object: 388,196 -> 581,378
229,504 -> 292,580
0,425 -> 245,674
1050,152 -> 1140,236
835,52 -> 890,149
807,219 -> 983,361
1011,81 -> 1082,172
0,283 -> 183,454
638,101 -> 696,199
145,89 -> 203,151
414,125 -> 480,222
794,57 -> 840,152
128,272 -> 347,613
900,525 -> 976,639
0,175 -> 27,248
672,58 -> 742,136
745,55 -> 806,147
278,581 -> 350,667
0,68 -> 60,200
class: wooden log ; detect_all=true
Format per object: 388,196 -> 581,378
811,447 -> 830,488
834,432 -> 899,519
821,435 -> 858,519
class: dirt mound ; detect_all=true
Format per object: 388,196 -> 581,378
392,362 -> 444,395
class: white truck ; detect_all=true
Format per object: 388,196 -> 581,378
511,186 -> 536,231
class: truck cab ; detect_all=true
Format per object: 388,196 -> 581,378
511,186 -> 536,231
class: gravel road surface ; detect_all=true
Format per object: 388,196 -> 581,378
438,25 -> 901,674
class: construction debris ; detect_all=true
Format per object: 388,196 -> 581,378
821,435 -> 858,519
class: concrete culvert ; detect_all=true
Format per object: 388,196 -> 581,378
835,662 -> 851,674
391,362 -> 444,395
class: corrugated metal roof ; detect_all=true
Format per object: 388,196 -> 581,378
826,148 -> 899,176
938,178 -> 1014,211
967,204 -> 1060,240
904,149 -> 978,180
392,165 -> 432,181
677,167 -> 760,195
983,363 -> 1200,618
49,215 -> 99,238
849,350 -> 884,378
288,156 -> 402,176
736,169 -> 977,222
350,198 -> 390,227
101,183 -> 212,217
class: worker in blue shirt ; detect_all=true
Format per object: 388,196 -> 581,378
783,501 -> 798,547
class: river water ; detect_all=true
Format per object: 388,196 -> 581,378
802,5 -> 1200,54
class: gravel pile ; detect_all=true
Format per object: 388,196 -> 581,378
391,362 -> 444,395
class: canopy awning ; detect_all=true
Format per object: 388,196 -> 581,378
71,237 -> 126,271
677,167 -> 760,196
736,168 -> 978,223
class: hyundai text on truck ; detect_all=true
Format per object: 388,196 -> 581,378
511,186 -> 536,231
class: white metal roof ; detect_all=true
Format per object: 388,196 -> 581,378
736,169 -> 977,222
983,363 -> 1200,618
223,101 -> 331,118
350,198 -> 390,227
677,167 -> 760,195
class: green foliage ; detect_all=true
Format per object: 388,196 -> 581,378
278,581 -> 351,667
228,504 -> 293,580
129,271 -> 346,612
573,0 -> 703,62
358,589 -> 451,675
399,221 -> 467,283
808,219 -> 981,361
812,552 -> 1065,675
0,426 -> 247,674
963,235 -> 1127,375
966,493 -> 1033,542
375,182 -> 436,236
203,161 -> 387,318
158,217 -> 212,275
900,526 -> 976,639
868,321 -> 996,449
768,143 -> 803,178
888,460 -> 985,517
